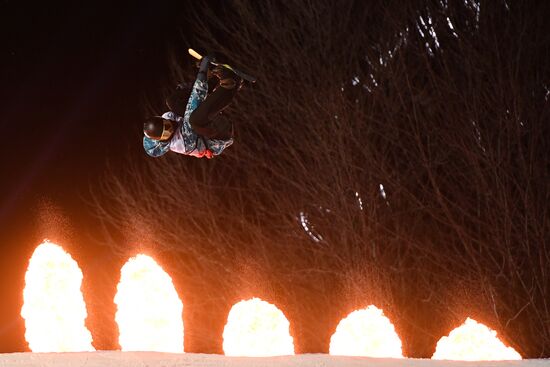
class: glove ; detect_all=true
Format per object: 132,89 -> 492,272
198,56 -> 211,74
195,56 -> 211,82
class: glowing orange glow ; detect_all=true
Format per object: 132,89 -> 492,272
223,298 -> 295,356
21,241 -> 94,352
114,254 -> 184,352
329,305 -> 403,357
432,318 -> 522,360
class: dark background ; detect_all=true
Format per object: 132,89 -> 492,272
0,1 -> 191,352
2,0 -> 548,357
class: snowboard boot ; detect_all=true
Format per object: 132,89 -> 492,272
211,65 -> 243,90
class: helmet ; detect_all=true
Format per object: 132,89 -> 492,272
144,117 -> 176,141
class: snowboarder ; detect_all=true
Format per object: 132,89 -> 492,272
143,55 -> 243,159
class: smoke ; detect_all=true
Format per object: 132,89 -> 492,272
33,198 -> 75,249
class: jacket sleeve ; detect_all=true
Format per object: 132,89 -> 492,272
143,136 -> 170,157
184,78 -> 209,118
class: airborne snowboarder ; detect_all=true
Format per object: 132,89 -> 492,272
143,54 -> 244,159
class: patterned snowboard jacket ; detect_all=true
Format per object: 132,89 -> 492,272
143,78 -> 233,159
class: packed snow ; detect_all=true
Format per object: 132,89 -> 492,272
0,352 -> 549,367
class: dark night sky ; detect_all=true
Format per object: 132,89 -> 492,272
0,1 -> 194,352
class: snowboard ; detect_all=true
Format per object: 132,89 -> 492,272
188,48 -> 257,83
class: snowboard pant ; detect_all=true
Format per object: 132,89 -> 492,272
166,82 -> 237,141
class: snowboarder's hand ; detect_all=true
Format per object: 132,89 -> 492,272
198,56 -> 210,74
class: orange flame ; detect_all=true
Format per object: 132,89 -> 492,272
20,241 -> 94,352
432,318 -> 522,360
223,298 -> 295,356
114,254 -> 184,352
329,305 -> 403,357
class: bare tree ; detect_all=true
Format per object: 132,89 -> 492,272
94,0 -> 550,357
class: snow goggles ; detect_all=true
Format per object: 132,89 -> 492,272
144,118 -> 176,141
159,119 -> 176,141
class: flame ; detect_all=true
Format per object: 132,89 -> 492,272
432,318 -> 521,360
20,241 -> 94,352
223,298 -> 295,356
329,305 -> 403,357
114,254 -> 184,352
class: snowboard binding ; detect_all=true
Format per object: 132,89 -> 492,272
211,65 -> 243,90
188,48 -> 257,84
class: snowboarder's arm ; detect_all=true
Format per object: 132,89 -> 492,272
184,74 -> 209,116
165,56 -> 210,117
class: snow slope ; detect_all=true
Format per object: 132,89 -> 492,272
0,352 -> 549,367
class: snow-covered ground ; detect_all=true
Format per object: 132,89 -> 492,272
0,352 -> 549,367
